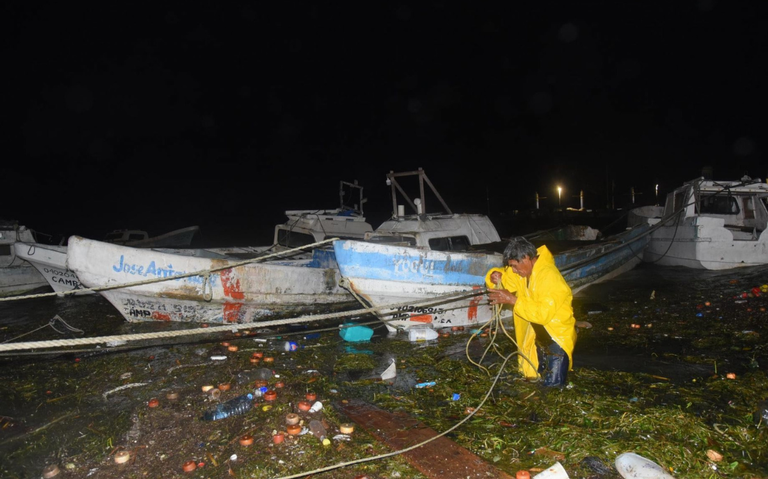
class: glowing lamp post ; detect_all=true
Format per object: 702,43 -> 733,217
557,186 -> 562,207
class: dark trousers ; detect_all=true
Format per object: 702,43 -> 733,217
536,340 -> 569,387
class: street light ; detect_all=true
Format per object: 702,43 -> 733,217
557,186 -> 562,207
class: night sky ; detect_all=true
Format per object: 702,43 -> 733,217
4,1 -> 766,245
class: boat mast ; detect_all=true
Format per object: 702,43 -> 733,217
386,168 -> 453,219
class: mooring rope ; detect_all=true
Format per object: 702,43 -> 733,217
275,346 -> 519,479
0,289 -> 485,353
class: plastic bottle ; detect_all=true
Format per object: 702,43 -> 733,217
202,393 -> 253,421
252,386 -> 268,398
408,326 -> 439,342
308,419 -> 331,446
308,401 -> 323,413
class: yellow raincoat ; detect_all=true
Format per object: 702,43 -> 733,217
485,245 -> 576,379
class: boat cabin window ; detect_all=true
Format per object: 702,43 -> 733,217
699,195 -> 739,215
128,233 -> 146,241
276,230 -> 316,248
104,232 -> 123,241
428,236 -> 472,252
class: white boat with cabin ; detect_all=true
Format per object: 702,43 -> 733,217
629,176 -> 768,270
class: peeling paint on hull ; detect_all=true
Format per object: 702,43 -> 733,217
67,236 -> 358,323
333,224 -> 650,329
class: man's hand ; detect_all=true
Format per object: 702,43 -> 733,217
488,289 -> 517,306
490,271 -> 502,284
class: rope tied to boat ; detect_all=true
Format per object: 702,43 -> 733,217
1,315 -> 83,345
0,288 -> 486,354
202,272 -> 213,302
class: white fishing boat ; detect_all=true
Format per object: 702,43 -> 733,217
0,221 -> 49,297
63,180 -> 376,322
12,242 -> 86,294
18,180 -> 375,297
629,176 -> 768,270
332,170 -> 651,331
66,236 -> 359,323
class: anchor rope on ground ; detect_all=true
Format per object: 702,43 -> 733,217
0,288 -> 487,354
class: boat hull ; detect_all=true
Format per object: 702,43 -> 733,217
67,236 -> 358,323
0,265 -> 49,297
1,225 -> 49,297
13,243 -> 90,294
643,217 -> 768,270
333,224 -> 651,329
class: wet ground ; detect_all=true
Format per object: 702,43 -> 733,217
1,262 -> 767,478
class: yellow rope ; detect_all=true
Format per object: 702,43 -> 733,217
464,282 -> 540,381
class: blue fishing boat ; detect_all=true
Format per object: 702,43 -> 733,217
333,171 -> 650,330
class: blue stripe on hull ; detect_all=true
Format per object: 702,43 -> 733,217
333,241 -> 503,286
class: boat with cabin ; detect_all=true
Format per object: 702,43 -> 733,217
628,176 -> 768,270
333,169 -> 651,331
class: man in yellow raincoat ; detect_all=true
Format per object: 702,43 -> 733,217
485,236 -> 576,387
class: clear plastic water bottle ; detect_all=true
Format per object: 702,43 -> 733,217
202,393 -> 253,421
309,419 -> 330,446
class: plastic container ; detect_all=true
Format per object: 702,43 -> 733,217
253,386 -> 268,398
339,323 -> 374,342
408,326 -> 439,342
309,401 -> 323,413
614,453 -> 675,479
201,393 -> 253,421
532,461 -> 569,479
284,341 -> 301,351
309,419 -> 331,446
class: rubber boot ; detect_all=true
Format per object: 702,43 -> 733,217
541,342 -> 569,388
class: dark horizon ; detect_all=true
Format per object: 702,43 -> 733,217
5,2 -> 766,244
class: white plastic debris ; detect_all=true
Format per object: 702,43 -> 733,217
615,452 -> 676,479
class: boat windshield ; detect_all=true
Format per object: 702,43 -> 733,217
428,235 -> 471,252
699,195 -> 739,215
277,229 -> 316,248
365,234 -> 417,246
